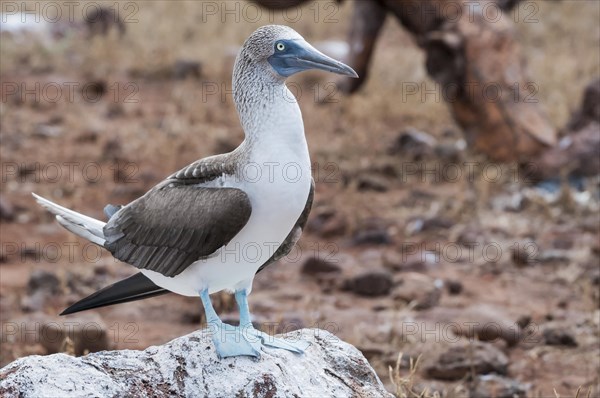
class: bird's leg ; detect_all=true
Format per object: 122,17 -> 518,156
234,289 -> 311,355
199,289 -> 261,359
234,288 -> 253,328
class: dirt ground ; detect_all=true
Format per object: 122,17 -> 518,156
1,1 -> 599,397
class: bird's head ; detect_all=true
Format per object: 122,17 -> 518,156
237,25 -> 358,81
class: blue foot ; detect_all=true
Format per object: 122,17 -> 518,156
200,289 -> 311,359
252,329 -> 311,354
235,289 -> 311,355
207,321 -> 262,359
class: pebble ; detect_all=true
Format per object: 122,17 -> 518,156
306,206 -> 348,238
425,341 -> 509,381
0,195 -> 15,221
388,127 -> 437,160
27,269 -> 61,295
542,327 -> 578,347
471,375 -> 529,398
173,60 -> 202,80
511,242 -> 538,267
392,272 -> 441,310
351,229 -> 392,246
446,279 -> 463,295
301,257 -> 342,275
346,271 -> 393,297
356,175 -> 389,192
438,304 -> 524,347
382,250 -> 427,273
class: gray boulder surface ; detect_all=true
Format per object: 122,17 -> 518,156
0,328 -> 392,398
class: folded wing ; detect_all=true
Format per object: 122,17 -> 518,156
104,182 -> 252,277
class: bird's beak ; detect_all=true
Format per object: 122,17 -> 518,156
269,41 -> 358,78
292,42 -> 358,78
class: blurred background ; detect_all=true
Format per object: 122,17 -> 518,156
1,1 -> 598,396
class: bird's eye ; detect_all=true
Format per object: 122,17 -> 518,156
276,42 -> 285,52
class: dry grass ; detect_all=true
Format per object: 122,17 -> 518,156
388,352 -> 469,398
553,385 -> 594,398
389,352 -> 433,398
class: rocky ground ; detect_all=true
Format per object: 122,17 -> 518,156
1,1 -> 599,397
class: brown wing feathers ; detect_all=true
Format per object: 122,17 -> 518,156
103,184 -> 251,277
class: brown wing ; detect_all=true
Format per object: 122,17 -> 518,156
103,181 -> 251,278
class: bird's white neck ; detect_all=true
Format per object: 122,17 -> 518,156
233,59 -> 308,156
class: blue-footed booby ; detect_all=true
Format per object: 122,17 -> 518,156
32,25 -> 357,359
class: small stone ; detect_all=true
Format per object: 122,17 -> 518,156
81,80 -> 107,101
17,164 -> 36,179
511,243 -> 538,267
0,196 -> 15,221
516,315 -> 531,329
421,217 -> 454,231
425,341 -> 509,381
76,130 -> 99,143
591,268 -> 600,285
446,279 -> 463,295
456,227 -> 487,247
106,104 -> 125,119
27,270 -> 61,295
382,250 -> 426,273
388,128 -> 437,160
542,328 -> 578,347
439,304 -> 523,347
348,271 -> 393,297
568,78 -> 600,130
173,60 -> 202,80
392,273 -> 441,310
306,206 -> 348,238
301,257 -> 341,275
181,311 -> 203,324
434,142 -> 463,164
350,227 -> 392,246
32,124 -> 63,139
356,175 -> 388,192
21,291 -> 49,313
471,375 -> 529,398
102,138 -> 124,162
84,6 -> 125,37
20,247 -> 40,261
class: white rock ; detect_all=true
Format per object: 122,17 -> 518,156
0,328 -> 392,398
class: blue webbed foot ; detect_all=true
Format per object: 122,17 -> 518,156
200,288 -> 311,359
207,321 -> 262,359
252,329 -> 311,354
234,289 -> 311,355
